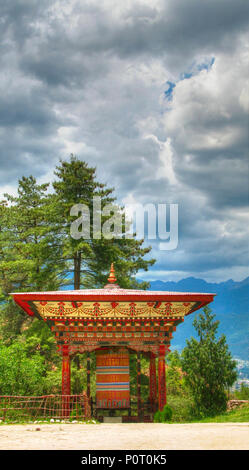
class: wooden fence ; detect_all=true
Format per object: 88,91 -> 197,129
0,394 -> 91,422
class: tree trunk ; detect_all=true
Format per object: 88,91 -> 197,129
74,252 -> 81,290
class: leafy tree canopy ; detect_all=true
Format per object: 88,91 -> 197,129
0,341 -> 45,395
0,155 -> 155,352
181,306 -> 237,417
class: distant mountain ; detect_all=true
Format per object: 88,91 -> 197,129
143,277 -> 249,367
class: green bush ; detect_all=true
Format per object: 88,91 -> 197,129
0,341 -> 45,395
233,384 -> 249,400
153,410 -> 162,423
42,369 -> 61,394
167,395 -> 196,422
161,404 -> 173,422
154,405 -> 173,423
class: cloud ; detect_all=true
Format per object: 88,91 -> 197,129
0,0 -> 248,281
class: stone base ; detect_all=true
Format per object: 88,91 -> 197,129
103,417 -> 123,423
227,399 -> 249,411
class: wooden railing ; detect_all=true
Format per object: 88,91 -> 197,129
0,396 -> 157,423
0,395 -> 91,422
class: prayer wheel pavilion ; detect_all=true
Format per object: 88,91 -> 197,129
11,264 -> 215,418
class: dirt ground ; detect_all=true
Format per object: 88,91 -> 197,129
0,422 -> 248,450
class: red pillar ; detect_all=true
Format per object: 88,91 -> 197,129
62,344 -> 71,417
137,351 -> 142,420
149,353 -> 157,412
86,351 -> 91,400
158,344 -> 166,411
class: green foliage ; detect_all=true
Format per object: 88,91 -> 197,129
166,350 -> 181,368
233,383 -> 249,400
0,341 -> 45,395
0,156 -> 155,336
181,306 -> 237,417
21,318 -> 58,362
0,175 -> 67,345
70,403 -> 82,419
154,405 -> 173,423
161,404 -> 173,421
129,352 -> 149,402
0,156 -> 156,401
70,362 -> 86,395
153,410 -> 162,423
52,155 -> 155,289
0,176 -> 65,293
41,368 -> 62,395
166,351 -> 187,396
192,404 -> 249,423
0,301 -> 25,343
167,395 -> 196,422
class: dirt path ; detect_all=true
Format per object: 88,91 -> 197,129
0,423 -> 248,450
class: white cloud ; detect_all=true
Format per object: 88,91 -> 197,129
0,0 -> 248,281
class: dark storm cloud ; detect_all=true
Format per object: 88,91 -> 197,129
4,0 -> 248,87
64,1 -> 248,57
98,0 -> 249,63
0,126 -> 64,185
0,89 -> 56,129
0,1 -> 50,36
175,157 -> 249,209
0,0 -> 248,280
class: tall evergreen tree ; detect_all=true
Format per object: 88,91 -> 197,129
181,306 -> 237,416
0,176 -> 66,340
52,155 -> 155,289
0,156 -> 155,343
0,176 -> 65,293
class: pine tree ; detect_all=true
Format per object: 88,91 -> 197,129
181,306 -> 237,417
0,157 -> 155,347
52,155 -> 155,289
0,176 -> 65,292
0,176 -> 66,341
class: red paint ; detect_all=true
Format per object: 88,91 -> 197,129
61,344 -> 71,418
158,344 -> 166,411
10,280 -> 215,419
62,345 -> 71,395
149,353 -> 157,412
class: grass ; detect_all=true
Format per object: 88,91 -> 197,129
167,394 -> 249,424
192,404 -> 249,423
1,399 -> 249,425
167,404 -> 249,424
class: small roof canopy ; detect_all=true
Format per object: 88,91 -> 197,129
11,263 -> 215,318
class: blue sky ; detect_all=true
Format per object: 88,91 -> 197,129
0,0 -> 248,282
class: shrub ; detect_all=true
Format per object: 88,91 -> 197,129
0,341 -> 45,395
153,410 -> 162,423
167,395 -> 196,422
154,405 -> 173,423
161,404 -> 173,422
234,384 -> 249,400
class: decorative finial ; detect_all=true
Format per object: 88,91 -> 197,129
107,263 -> 117,284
